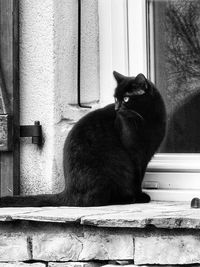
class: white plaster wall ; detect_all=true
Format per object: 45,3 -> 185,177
52,0 -> 100,193
19,0 -> 99,194
19,0 -> 55,194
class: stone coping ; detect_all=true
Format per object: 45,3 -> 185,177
0,201 -> 199,229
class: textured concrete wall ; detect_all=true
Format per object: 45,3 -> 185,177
19,0 -> 99,194
19,0 -> 55,194
52,0 -> 99,193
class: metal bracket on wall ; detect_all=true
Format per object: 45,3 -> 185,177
20,121 -> 42,146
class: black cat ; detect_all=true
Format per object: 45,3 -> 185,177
0,72 -> 166,207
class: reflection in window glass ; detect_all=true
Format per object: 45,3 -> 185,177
149,0 -> 200,152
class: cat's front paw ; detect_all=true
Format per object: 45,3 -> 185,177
136,192 -> 151,203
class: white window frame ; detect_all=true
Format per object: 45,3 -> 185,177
98,0 -> 129,106
98,0 -> 200,201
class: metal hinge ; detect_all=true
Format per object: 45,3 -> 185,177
20,121 -> 42,146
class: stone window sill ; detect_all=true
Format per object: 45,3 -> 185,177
0,201 -> 198,229
1,201 -> 200,266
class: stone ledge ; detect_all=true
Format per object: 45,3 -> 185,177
0,264 -> 45,267
0,201 -> 198,229
0,217 -> 200,264
48,263 -> 103,267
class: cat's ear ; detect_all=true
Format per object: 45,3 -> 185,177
113,71 -> 126,84
135,73 -> 148,89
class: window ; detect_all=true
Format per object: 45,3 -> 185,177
144,0 -> 200,201
99,0 -> 200,201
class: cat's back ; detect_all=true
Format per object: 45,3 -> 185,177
65,104 -> 117,148
63,103 -> 130,173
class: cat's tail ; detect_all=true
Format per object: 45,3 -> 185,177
0,191 -> 68,207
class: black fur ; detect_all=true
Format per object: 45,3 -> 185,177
0,72 -> 166,207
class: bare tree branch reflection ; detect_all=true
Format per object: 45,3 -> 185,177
159,0 -> 200,152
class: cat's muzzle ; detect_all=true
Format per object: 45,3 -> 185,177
115,101 -> 121,111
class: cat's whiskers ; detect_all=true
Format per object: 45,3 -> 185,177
133,110 -> 144,121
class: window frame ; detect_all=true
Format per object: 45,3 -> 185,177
98,0 -> 200,201
98,0 -> 129,106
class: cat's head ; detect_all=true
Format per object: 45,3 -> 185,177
113,71 -> 162,119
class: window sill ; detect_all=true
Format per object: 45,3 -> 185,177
1,201 -> 200,265
0,201 -> 198,229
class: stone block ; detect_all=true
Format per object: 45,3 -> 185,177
102,265 -> 200,267
48,263 -> 101,267
0,234 -> 30,261
134,235 -> 200,265
0,263 -> 45,267
101,265 -> 137,267
32,228 -> 134,261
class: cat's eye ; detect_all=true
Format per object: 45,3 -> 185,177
123,96 -> 130,102
134,89 -> 145,95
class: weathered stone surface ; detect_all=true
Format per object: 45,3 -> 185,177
32,228 -> 134,261
48,263 -> 101,267
1,203 -> 200,266
49,261 -> 136,267
102,265 -> 200,267
1,202 -> 200,230
0,234 -> 30,261
0,263 -> 45,267
134,235 -> 200,265
102,265 -> 136,267
81,202 -> 199,229
0,207 -> 42,221
12,205 -> 140,224
12,206 -> 120,223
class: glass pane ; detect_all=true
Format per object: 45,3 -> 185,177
149,0 -> 200,152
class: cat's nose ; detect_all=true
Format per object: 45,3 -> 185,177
115,101 -> 120,111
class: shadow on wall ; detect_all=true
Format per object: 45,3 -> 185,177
162,90 -> 200,153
